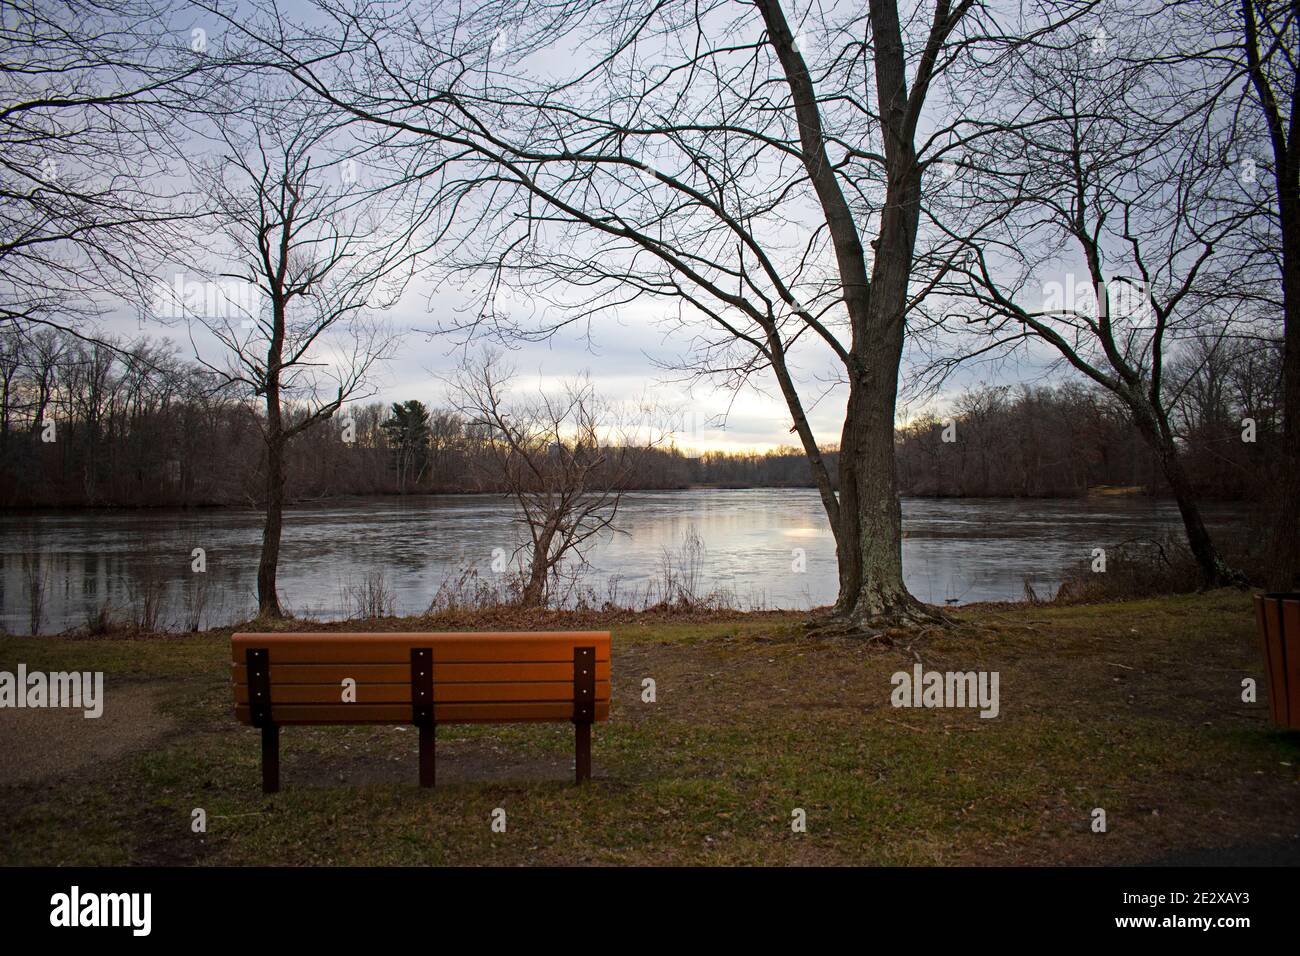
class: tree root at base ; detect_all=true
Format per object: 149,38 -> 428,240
803,600 -> 954,642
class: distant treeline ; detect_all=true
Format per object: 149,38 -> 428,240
0,330 -> 1282,507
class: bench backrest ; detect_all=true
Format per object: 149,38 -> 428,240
232,631 -> 611,726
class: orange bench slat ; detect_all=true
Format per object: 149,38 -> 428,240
234,700 -> 610,725
231,631 -> 610,665
235,680 -> 611,705
232,660 -> 612,684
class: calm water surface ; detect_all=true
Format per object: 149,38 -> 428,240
0,489 -> 1245,633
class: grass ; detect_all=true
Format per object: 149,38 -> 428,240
0,590 -> 1297,866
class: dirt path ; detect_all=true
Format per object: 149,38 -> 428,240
0,683 -> 174,785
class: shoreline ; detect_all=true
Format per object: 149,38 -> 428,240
0,484 -> 1244,516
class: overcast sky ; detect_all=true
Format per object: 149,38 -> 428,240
115,261 -> 1061,454
101,0 -> 1072,455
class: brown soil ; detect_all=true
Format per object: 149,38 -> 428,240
0,682 -> 173,786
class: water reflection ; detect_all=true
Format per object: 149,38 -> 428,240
0,490 -> 1244,633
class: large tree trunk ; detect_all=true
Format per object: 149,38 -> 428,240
843,360 -> 917,623
1240,0 -> 1300,590
257,329 -> 286,618
834,341 -> 924,626
841,0 -> 940,629
844,158 -> 935,627
257,427 -> 286,618
519,524 -> 556,608
754,0 -> 938,631
1269,178 -> 1300,590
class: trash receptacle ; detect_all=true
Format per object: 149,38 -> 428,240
1253,592 -> 1300,730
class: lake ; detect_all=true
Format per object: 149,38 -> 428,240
0,489 -> 1245,633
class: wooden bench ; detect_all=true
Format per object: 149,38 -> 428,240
232,631 -> 611,793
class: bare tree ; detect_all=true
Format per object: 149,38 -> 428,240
452,352 -> 657,608
938,14 -> 1251,586
1236,0 -> 1299,587
0,0 -> 213,340
184,95 -> 422,617
208,0 -> 1093,632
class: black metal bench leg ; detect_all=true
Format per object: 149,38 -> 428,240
575,721 -> 591,784
419,722 -> 435,788
262,724 -> 280,794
